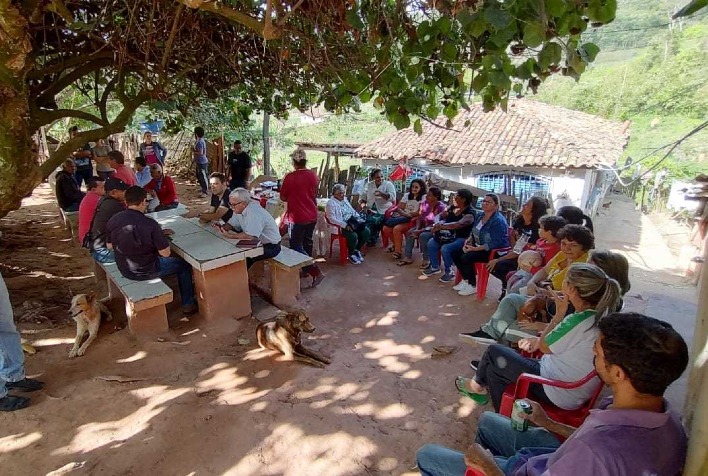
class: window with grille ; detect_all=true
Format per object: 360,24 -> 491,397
474,172 -> 551,204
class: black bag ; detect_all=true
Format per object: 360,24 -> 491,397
434,229 -> 456,245
346,216 -> 366,233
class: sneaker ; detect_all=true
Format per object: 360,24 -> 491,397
422,267 -> 441,276
457,283 -> 477,296
470,360 -> 480,371
349,254 -> 362,265
311,273 -> 325,288
439,273 -> 455,283
6,378 -> 44,392
0,395 -> 30,412
453,281 -> 467,291
459,329 -> 496,346
355,250 -> 365,262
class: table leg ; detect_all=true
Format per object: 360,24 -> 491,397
193,260 -> 251,320
127,303 -> 169,335
271,265 -> 301,308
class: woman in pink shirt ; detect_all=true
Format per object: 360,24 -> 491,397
77,176 -> 105,244
397,186 -> 447,266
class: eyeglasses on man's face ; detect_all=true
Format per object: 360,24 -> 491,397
230,201 -> 247,208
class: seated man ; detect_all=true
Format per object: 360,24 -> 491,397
134,156 -> 152,188
55,159 -> 85,211
198,172 -> 232,223
107,150 -> 137,186
87,177 -> 128,263
106,186 -> 197,316
78,176 -> 105,245
219,188 -> 281,268
144,164 -> 179,212
416,312 -> 688,476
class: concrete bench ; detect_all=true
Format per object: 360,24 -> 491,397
95,261 -> 173,335
269,247 -> 314,308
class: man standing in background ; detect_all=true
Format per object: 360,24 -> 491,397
92,138 -> 113,180
69,126 -> 93,188
227,140 -> 252,190
193,126 -> 209,198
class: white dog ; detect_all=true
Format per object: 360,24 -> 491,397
68,292 -> 112,358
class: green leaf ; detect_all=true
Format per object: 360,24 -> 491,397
465,17 -> 488,37
437,16 -> 453,35
389,76 -> 408,93
513,83 -> 523,94
442,43 -> 458,61
443,102 -> 458,120
358,90 -> 372,103
545,0 -> 567,17
345,7 -> 365,31
673,0 -> 708,18
579,43 -> 601,63
514,59 -> 537,79
484,8 -> 513,30
538,42 -> 562,69
471,71 -> 488,93
587,0 -> 617,24
392,112 -> 411,130
523,23 -> 546,48
426,105 -> 440,118
413,118 -> 423,135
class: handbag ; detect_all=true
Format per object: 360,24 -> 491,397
346,215 -> 366,233
433,229 -> 456,245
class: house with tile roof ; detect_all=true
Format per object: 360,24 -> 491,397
356,99 -> 630,214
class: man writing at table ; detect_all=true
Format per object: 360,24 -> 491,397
106,186 -> 198,316
219,188 -> 281,269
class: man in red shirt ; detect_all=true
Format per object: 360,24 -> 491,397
108,150 -> 137,186
279,148 -> 324,287
144,164 -> 179,212
78,176 -> 105,244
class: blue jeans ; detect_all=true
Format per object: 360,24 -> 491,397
92,248 -> 115,263
158,257 -> 195,306
0,275 -> 25,398
196,163 -> 209,194
427,237 -> 465,273
415,412 -> 561,475
481,294 -> 528,343
75,168 -> 93,189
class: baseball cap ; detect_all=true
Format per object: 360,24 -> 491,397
104,177 -> 129,192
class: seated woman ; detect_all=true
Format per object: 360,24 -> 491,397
506,215 -> 567,295
459,224 -> 594,345
487,197 -> 548,299
325,183 -> 371,265
143,164 -> 179,212
557,205 -> 594,232
455,262 -> 621,412
451,194 -> 510,296
382,179 -> 426,259
422,189 -> 477,282
397,187 -> 447,266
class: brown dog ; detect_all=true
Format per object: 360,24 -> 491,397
256,311 -> 330,368
68,292 -> 112,358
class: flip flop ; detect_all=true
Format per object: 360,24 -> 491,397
454,376 -> 490,405
392,252 -> 402,260
397,259 -> 413,266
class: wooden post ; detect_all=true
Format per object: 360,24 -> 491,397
262,113 -> 271,176
684,243 -> 708,475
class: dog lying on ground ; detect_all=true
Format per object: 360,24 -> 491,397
68,292 -> 112,358
256,310 -> 330,368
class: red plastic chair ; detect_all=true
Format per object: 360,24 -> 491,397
499,370 -> 604,437
325,215 -> 348,266
474,227 -> 514,300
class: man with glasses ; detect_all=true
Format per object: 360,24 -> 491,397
106,186 -> 197,316
219,188 -> 281,268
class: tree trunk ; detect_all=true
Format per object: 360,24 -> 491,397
0,2 -> 42,218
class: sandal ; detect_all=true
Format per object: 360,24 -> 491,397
397,258 -> 413,266
392,252 -> 402,260
454,376 -> 490,405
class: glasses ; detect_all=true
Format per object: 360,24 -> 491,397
481,200 -> 494,204
230,201 -> 247,208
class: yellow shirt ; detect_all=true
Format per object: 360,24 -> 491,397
546,251 -> 589,290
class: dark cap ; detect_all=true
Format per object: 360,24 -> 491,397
104,177 -> 129,192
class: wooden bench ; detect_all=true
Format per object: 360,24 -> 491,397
95,261 -> 173,335
249,247 -> 314,308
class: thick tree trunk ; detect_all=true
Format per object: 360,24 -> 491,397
0,1 -> 42,219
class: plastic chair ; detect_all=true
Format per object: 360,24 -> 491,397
325,215 -> 348,265
499,370 -> 604,437
475,227 -> 514,300
464,468 -> 485,476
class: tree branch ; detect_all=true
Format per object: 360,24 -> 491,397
99,74 -> 120,123
176,0 -> 279,40
33,57 -> 114,105
30,108 -> 108,130
161,4 -> 185,73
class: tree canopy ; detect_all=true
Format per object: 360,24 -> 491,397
0,0 -> 619,217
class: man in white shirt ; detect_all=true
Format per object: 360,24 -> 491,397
220,188 -> 281,268
363,168 -> 396,246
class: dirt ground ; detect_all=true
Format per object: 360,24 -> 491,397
0,185 -> 698,475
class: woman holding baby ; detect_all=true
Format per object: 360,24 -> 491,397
450,193 -> 510,294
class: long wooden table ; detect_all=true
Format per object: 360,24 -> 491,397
147,212 -> 263,321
